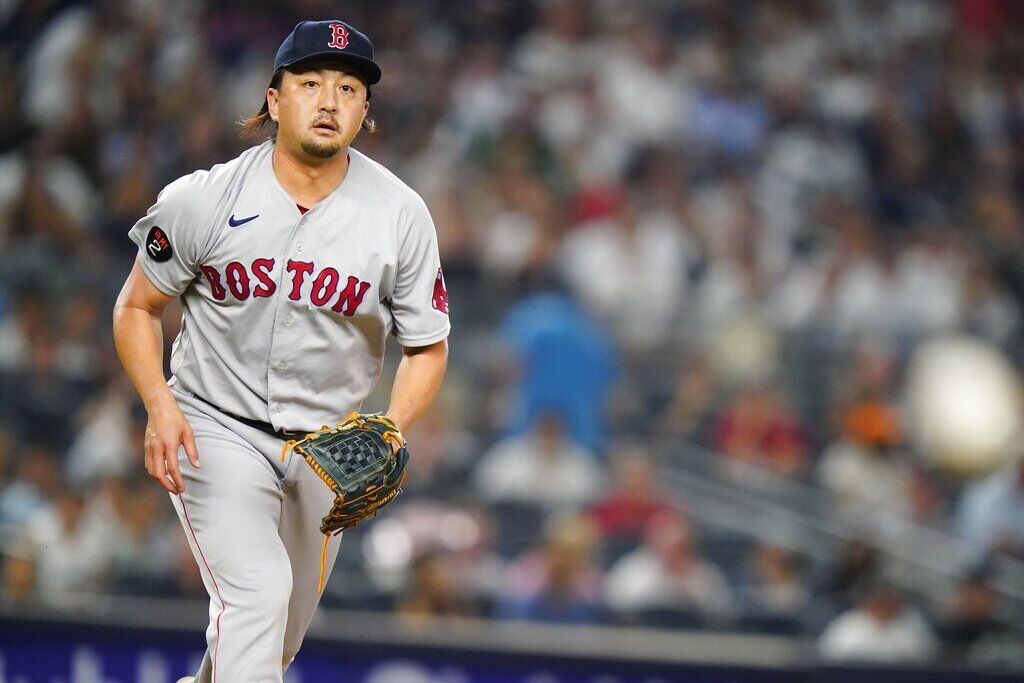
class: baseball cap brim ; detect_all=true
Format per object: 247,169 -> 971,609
279,51 -> 382,85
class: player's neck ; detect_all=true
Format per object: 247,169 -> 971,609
271,142 -> 351,208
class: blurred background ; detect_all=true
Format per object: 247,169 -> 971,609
2,0 -> 1024,681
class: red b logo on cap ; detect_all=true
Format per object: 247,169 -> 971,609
328,23 -> 349,49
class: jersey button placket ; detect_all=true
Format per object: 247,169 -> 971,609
268,213 -> 306,427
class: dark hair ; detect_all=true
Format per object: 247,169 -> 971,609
239,67 -> 376,139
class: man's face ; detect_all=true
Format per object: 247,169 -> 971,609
268,62 -> 369,161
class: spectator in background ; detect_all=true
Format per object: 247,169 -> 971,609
937,571 -> 1008,665
512,0 -> 594,93
8,333 -> 78,450
66,380 -> 142,484
588,443 -> 675,549
18,488 -> 113,608
0,539 -> 34,606
362,501 -> 506,613
0,445 -> 62,540
6,140 -> 96,256
498,514 -> 602,625
712,383 -> 808,478
818,584 -> 937,664
971,183 -> 1024,321
890,229 -> 965,337
479,171 -> 561,285
0,293 -> 48,374
686,72 -> 768,160
107,481 -> 178,596
814,538 -> 881,612
817,340 -> 913,520
957,459 -> 1024,560
596,18 -> 685,150
400,401 -> 476,499
661,355 -> 720,443
817,400 -> 908,521
474,413 -> 605,509
498,290 -> 617,453
961,257 -> 1020,345
56,292 -> 105,395
438,506 -> 507,613
693,187 -> 767,328
902,466 -> 949,527
397,551 -> 479,626
738,544 -> 809,621
825,214 -> 900,339
604,513 -> 734,624
558,189 -> 694,350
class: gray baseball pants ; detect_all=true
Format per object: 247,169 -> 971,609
168,387 -> 343,682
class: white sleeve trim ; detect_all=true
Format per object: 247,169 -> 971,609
137,256 -> 184,297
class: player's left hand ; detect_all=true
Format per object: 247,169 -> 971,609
283,412 -> 408,534
282,412 -> 409,592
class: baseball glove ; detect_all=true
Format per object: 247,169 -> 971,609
280,412 -> 409,591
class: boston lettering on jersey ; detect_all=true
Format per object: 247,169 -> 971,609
199,259 -> 371,316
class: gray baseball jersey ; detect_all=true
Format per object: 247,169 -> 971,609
128,140 -> 450,431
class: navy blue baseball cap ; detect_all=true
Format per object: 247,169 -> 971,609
274,20 -> 382,85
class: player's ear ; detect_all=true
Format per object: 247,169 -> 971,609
267,88 -> 280,123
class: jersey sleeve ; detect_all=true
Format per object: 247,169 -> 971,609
127,173 -> 209,296
389,197 -> 451,346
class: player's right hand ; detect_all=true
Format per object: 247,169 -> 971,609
144,395 -> 200,494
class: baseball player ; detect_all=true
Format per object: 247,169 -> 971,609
111,20 -> 449,682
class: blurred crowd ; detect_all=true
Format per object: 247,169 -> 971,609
1,0 -> 1024,672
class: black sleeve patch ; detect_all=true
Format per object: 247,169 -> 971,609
145,226 -> 173,262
